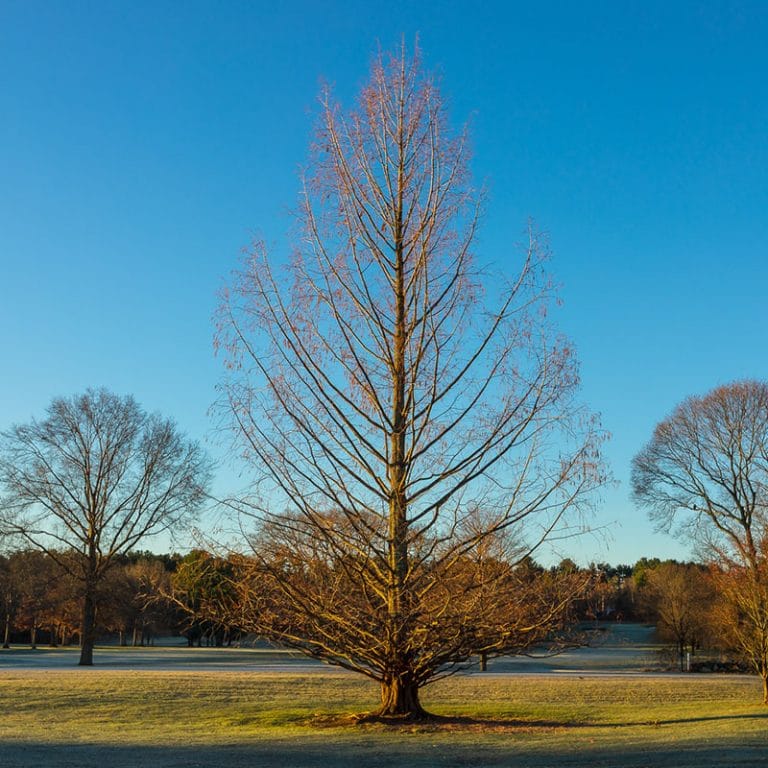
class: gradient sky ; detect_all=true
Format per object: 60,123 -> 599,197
1,1 -> 766,565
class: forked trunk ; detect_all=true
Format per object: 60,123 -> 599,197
377,677 -> 427,719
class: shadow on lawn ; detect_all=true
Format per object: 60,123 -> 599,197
640,712 -> 768,727
310,712 -> 578,730
2,737 -> 767,768
307,710 -> 768,732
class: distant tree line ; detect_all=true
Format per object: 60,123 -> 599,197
0,548 -> 245,649
0,544 -> 750,676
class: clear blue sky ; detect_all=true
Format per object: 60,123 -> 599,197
1,1 -> 766,565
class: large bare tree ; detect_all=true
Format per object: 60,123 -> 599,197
217,46 -> 603,718
632,380 -> 768,701
0,388 -> 210,665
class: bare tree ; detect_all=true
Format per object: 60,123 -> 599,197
217,46 -> 604,718
0,388 -> 210,665
10,549 -> 64,648
640,562 -> 714,671
710,558 -> 768,691
632,380 -> 768,701
101,557 -> 173,646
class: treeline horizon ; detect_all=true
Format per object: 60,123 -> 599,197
0,545 -> 720,656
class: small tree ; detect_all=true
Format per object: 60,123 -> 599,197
101,557 -> 172,646
10,550 -> 62,647
0,388 -> 210,665
218,45 -> 604,718
640,562 -> 714,671
166,550 -> 240,646
632,380 -> 768,701
710,558 -> 768,682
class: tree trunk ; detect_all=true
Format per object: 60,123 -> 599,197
480,651 -> 488,672
379,140 -> 417,721
79,587 -> 97,666
377,677 -> 427,719
2,614 -> 10,648
30,625 -> 37,649
762,672 -> 768,705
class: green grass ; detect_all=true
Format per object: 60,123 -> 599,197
0,671 -> 766,766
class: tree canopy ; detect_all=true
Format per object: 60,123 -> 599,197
0,387 -> 211,664
633,380 -> 768,702
217,45 -> 604,718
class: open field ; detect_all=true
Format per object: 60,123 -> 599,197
0,670 -> 766,767
0,622 -> 670,674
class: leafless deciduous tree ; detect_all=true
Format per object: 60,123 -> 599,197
632,380 -> 768,701
217,46 -> 604,718
640,562 -> 714,671
0,388 -> 210,665
710,558 -> 768,696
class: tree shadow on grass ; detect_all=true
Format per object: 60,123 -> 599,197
306,709 -> 768,732
2,737 -> 767,768
309,712 -> 579,731
619,712 -> 768,728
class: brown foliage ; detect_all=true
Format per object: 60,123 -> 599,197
641,562 -> 715,669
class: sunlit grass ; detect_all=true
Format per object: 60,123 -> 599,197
0,671 -> 765,766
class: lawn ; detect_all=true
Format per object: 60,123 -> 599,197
0,670 -> 766,766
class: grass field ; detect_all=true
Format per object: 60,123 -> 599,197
1,670 -> 766,767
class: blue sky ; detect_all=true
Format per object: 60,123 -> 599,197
1,1 -> 766,565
